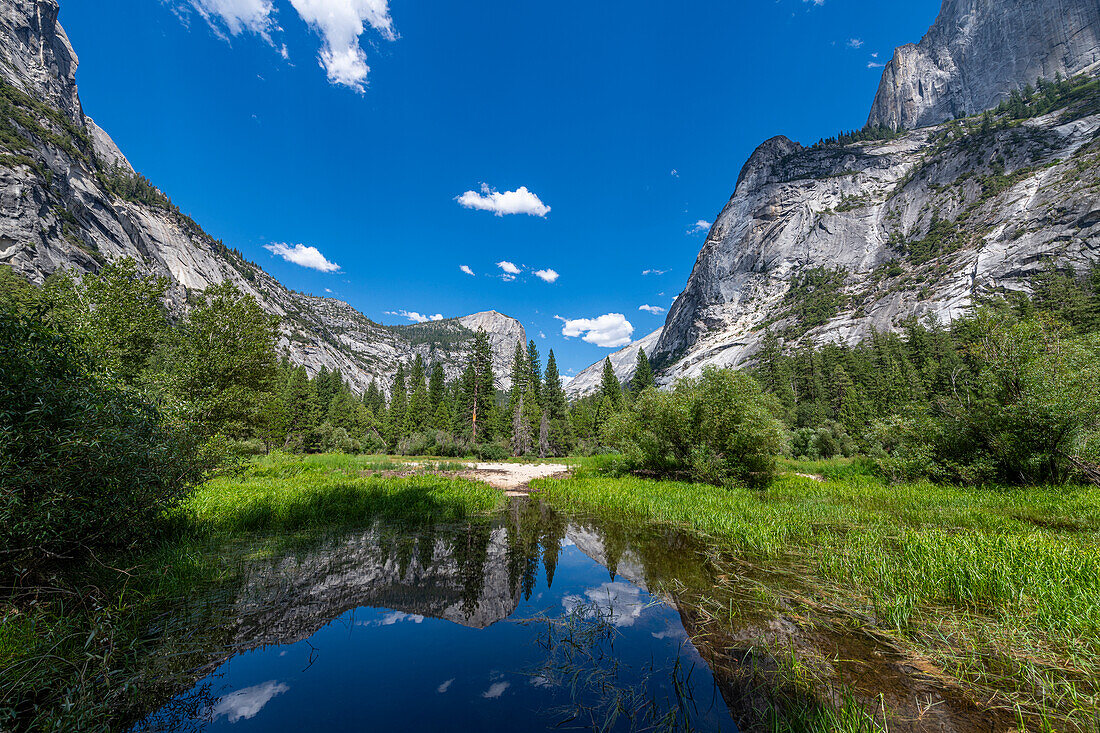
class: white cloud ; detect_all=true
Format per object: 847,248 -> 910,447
210,681 -> 289,723
377,611 -> 424,625
481,681 -> 510,699
386,310 -> 443,323
456,184 -> 550,217
670,169 -> 679,177
182,0 -> 279,41
263,242 -> 341,272
638,304 -> 665,315
287,0 -> 396,92
867,61 -> 885,68
556,314 -> 634,348
562,581 -> 647,627
847,38 -> 864,49
437,679 -> 454,693
173,0 -> 396,91
497,261 -> 522,275
534,268 -> 559,283
459,264 -> 475,276
688,219 -> 712,234
642,268 -> 667,276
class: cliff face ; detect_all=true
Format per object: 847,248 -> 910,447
574,0 -> 1100,392
0,0 -> 523,394
868,0 -> 1100,131
645,103 -> 1100,384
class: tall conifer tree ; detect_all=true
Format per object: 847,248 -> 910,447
406,355 -> 429,433
542,350 -> 574,455
388,364 -> 408,448
527,339 -> 542,405
599,358 -> 623,408
631,348 -> 655,394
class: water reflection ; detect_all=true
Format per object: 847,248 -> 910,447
138,499 -> 736,732
206,681 -> 288,724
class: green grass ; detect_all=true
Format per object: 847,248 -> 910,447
533,462 -> 1100,730
183,451 -> 502,533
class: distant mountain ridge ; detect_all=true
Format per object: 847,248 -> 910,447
568,0 -> 1100,397
0,0 -> 523,393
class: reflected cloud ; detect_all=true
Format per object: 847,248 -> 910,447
437,678 -> 454,693
361,611 -> 426,626
652,620 -> 687,641
481,681 -> 510,699
209,680 -> 289,723
562,581 -> 647,627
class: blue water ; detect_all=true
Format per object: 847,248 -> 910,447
142,503 -> 736,732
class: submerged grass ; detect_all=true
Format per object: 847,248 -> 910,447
534,461 -> 1100,730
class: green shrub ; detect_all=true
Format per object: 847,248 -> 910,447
0,310 -> 209,579
790,421 -> 856,460
398,430 -> 465,457
873,314 -> 1100,485
607,367 -> 786,487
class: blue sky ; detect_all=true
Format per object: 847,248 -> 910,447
61,0 -> 940,376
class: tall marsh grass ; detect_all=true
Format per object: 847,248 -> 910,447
533,467 -> 1100,729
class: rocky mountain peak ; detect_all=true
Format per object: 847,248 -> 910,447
868,0 -> 1100,130
735,135 -> 803,192
0,0 -> 525,396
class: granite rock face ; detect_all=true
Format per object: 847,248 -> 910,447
578,0 -> 1100,392
868,0 -> 1100,131
645,109 -> 1100,385
0,0 -> 523,394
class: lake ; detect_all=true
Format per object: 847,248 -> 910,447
138,499 -> 738,732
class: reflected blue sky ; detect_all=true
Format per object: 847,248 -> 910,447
144,515 -> 736,732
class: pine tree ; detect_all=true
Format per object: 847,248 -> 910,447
285,366 -> 316,448
428,362 -> 446,419
467,330 -> 497,443
542,350 -> 574,455
506,339 -> 527,441
432,397 -> 452,434
455,364 -> 477,439
538,411 -> 550,459
329,390 -> 373,442
631,348 -> 655,394
594,393 -> 616,444
388,364 -> 408,449
406,355 -> 430,434
511,395 -> 530,456
599,357 -> 623,408
527,339 -> 542,405
364,379 -> 384,420
521,379 -> 541,455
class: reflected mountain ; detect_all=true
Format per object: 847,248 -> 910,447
138,499 -> 737,732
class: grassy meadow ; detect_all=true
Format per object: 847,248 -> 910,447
534,457 -> 1100,731
7,450 -> 1100,730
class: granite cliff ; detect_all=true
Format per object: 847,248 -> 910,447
569,0 -> 1100,396
0,0 -> 523,394
868,0 -> 1100,131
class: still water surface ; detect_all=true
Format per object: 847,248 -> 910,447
141,500 -> 737,732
